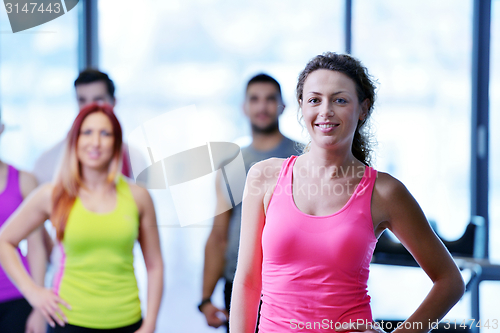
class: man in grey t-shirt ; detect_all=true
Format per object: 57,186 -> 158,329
199,74 -> 300,332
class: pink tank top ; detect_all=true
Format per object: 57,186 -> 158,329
260,155 -> 378,332
0,165 -> 30,303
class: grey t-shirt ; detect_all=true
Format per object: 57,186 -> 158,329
224,136 -> 301,281
32,140 -> 66,185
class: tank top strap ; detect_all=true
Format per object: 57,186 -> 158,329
276,155 -> 297,189
266,156 -> 296,212
115,174 -> 138,211
5,165 -> 22,198
353,165 -> 377,205
116,174 -> 128,195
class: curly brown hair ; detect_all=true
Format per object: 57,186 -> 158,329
296,52 -> 377,165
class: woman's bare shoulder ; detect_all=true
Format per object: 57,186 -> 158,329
247,157 -> 287,183
373,171 -> 409,200
125,178 -> 153,212
18,169 -> 37,185
35,183 -> 54,198
25,182 -> 54,216
18,170 -> 38,198
372,171 -> 416,226
247,158 -> 288,212
125,177 -> 149,195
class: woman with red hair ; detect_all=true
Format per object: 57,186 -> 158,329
0,104 -> 164,333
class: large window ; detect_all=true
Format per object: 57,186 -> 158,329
490,0 -> 500,263
354,0 -> 472,239
0,7 -> 78,170
484,0 -> 500,328
353,0 -> 474,322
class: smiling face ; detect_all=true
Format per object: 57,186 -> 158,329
76,112 -> 115,171
244,82 -> 283,133
300,69 -> 367,152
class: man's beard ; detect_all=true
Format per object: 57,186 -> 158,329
251,119 -> 279,134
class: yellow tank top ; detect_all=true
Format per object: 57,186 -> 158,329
53,176 -> 142,329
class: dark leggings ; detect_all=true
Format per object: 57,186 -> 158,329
0,297 -> 32,333
47,319 -> 142,333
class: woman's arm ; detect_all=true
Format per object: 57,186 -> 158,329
20,171 -> 47,289
27,226 -> 48,287
373,173 -> 465,333
20,171 -> 49,333
131,185 -> 164,333
201,172 -> 231,327
0,183 -> 70,328
22,170 -> 55,262
230,160 -> 275,333
26,225 -> 49,333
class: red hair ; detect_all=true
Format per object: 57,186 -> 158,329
51,103 -> 123,241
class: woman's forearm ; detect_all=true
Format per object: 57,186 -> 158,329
229,278 -> 262,333
0,241 -> 39,297
393,274 -> 465,333
142,264 -> 164,331
27,226 -> 48,288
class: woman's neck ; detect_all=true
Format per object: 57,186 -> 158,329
305,144 -> 364,179
80,166 -> 113,191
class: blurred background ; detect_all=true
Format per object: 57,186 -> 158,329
0,0 -> 499,331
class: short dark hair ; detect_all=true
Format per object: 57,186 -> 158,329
74,69 -> 115,99
246,73 -> 282,100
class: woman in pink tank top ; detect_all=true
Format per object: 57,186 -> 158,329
230,53 -> 465,333
0,119 -> 47,333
